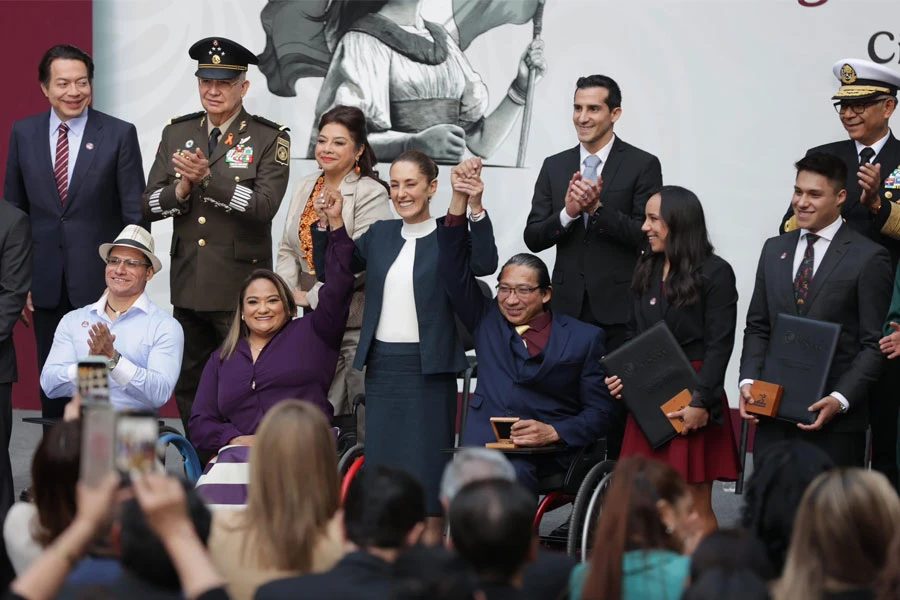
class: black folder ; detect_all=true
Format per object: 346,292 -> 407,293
599,321 -> 698,449
761,314 -> 841,425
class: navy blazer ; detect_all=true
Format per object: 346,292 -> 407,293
314,216 -> 498,375
740,224 -> 892,432
3,107 -> 146,308
438,218 -> 616,447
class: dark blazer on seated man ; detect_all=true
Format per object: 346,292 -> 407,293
438,208 -> 616,493
740,153 -> 893,467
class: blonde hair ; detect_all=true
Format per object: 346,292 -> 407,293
775,469 -> 900,600
237,400 -> 340,571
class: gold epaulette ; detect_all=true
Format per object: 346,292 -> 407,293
167,111 -> 205,126
252,114 -> 290,132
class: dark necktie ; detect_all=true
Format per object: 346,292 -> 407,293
793,233 -> 819,312
208,127 -> 221,156
54,123 -> 69,205
859,147 -> 875,166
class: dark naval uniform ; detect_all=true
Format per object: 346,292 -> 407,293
141,36 -> 291,435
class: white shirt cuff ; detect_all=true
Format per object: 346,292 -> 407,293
559,207 -> 579,228
738,379 -> 754,390
469,209 -> 487,222
306,282 -> 323,311
830,391 -> 850,411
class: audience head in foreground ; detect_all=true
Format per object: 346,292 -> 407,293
243,399 -> 340,571
775,469 -> 900,600
741,440 -> 834,576
31,420 -> 81,547
576,456 -> 699,600
392,546 -> 483,600
449,479 -> 536,590
439,448 -> 516,512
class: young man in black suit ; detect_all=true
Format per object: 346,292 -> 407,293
740,153 -> 893,467
778,59 -> 900,486
255,466 -> 426,600
523,74 -> 661,460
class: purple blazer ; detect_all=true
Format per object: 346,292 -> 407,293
189,227 -> 355,453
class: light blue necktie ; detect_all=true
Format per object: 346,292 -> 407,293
582,154 -> 601,226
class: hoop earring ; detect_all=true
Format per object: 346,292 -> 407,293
241,314 -> 245,321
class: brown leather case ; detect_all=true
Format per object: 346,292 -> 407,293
746,380 -> 784,417
486,417 -> 519,449
659,389 -> 693,434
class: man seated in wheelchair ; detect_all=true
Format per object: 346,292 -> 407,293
437,161 -> 617,493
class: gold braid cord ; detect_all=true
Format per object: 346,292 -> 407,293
298,176 -> 325,276
881,202 -> 900,239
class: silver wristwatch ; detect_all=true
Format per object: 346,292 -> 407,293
108,351 -> 121,372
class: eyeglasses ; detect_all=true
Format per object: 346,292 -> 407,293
496,284 -> 541,298
198,78 -> 242,90
106,257 -> 150,269
833,98 -> 889,115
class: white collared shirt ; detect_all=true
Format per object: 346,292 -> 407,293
40,291 -> 184,412
559,135 -> 617,228
855,129 -> 891,163
792,216 -> 843,276
740,215 -> 849,411
48,108 -> 89,184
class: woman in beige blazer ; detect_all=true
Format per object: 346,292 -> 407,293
276,105 -> 392,417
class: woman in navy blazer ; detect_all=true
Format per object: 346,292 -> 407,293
314,151 -> 497,541
606,186 -> 741,536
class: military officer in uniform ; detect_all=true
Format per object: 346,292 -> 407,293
142,37 -> 291,435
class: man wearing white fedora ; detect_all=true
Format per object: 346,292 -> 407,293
40,225 -> 184,412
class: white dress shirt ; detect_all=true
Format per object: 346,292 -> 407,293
40,291 -> 184,411
48,108 -> 88,184
559,135 -> 617,228
855,129 -> 890,163
375,219 -> 437,342
740,216 -> 849,410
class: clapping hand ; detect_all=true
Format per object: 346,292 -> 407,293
564,172 -> 602,218
172,149 -> 211,197
88,323 -> 116,358
859,162 -> 883,213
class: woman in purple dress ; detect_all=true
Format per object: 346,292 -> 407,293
188,223 -> 357,455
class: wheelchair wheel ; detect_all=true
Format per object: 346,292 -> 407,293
338,443 -> 365,479
567,460 -> 616,557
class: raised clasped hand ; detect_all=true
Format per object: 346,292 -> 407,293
451,157 -> 484,208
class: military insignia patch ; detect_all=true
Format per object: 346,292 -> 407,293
276,138 -> 290,166
884,166 -> 900,190
841,64 -> 857,84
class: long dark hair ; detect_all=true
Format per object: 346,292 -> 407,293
632,185 -> 713,308
32,420 -> 81,546
582,456 -> 688,600
318,105 -> 388,192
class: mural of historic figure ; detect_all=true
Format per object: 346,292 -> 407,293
259,0 -> 547,163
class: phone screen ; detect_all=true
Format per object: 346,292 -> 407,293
79,403 -> 115,487
77,357 -> 110,403
114,413 -> 160,478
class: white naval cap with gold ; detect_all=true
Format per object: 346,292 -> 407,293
832,59 -> 900,100
98,225 -> 163,273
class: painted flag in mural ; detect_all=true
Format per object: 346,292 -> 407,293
258,0 -> 544,97
450,0 -> 543,51
258,0 -> 331,96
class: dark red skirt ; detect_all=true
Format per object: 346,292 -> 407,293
619,361 -> 741,484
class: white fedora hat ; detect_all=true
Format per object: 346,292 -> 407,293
98,225 -> 163,273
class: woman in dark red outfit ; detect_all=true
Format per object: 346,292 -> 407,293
606,185 -> 740,535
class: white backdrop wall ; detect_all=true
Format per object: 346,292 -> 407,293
91,0 -> 900,404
